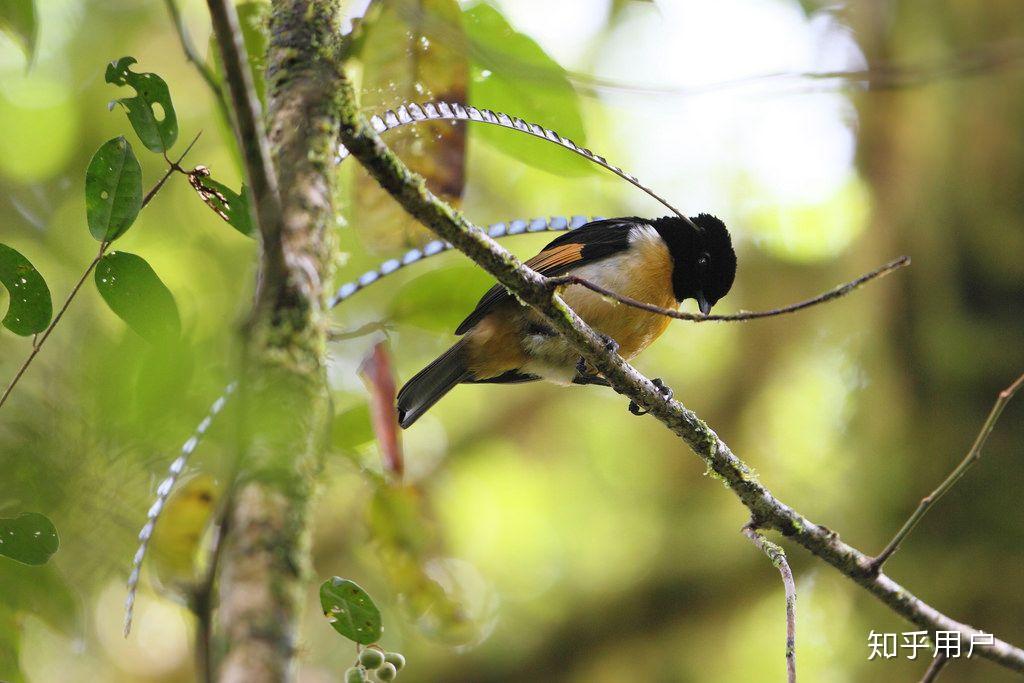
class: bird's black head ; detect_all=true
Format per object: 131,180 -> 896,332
652,214 -> 737,315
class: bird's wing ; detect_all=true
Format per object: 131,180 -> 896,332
454,218 -> 639,335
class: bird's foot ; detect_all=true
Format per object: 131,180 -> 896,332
628,378 -> 674,416
599,333 -> 620,355
575,334 -> 619,377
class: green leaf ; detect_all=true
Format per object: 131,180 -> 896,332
105,56 -> 179,153
235,3 -> 268,106
0,0 -> 36,62
463,2 -> 590,176
332,403 -> 374,452
0,243 -> 51,336
201,177 -> 253,237
389,264 -> 493,331
0,561 -> 79,682
0,561 -> 78,633
85,137 -> 143,242
94,251 -> 181,343
0,610 -> 24,683
320,577 -> 383,645
0,513 -> 58,566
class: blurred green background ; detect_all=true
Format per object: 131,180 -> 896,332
1,0 -> 1022,681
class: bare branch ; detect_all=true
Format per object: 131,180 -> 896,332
919,653 -> 949,683
335,69 -> 1024,673
743,522 -> 796,683
163,0 -> 233,128
548,256 -> 909,323
329,321 -> 392,342
205,0 -> 285,298
869,371 -> 1024,572
568,40 -> 1024,99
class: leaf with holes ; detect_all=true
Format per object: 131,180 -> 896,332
105,56 -> 179,153
464,3 -> 590,176
0,513 -> 59,566
354,0 -> 468,250
0,243 -> 51,336
94,251 -> 180,343
0,0 -> 36,61
201,178 -> 253,237
85,137 -> 143,242
320,577 -> 383,645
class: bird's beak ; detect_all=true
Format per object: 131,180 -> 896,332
696,292 -> 712,316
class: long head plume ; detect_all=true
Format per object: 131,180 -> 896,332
338,101 -> 700,231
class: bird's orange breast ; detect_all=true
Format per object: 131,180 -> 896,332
461,224 -> 678,381
558,225 -> 677,359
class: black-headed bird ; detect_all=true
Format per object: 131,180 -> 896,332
396,214 -> 737,428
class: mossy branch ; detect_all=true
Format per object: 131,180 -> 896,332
744,521 -> 797,682
334,69 -> 1024,674
205,1 -> 342,681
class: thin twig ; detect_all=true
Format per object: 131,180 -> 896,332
568,39 -> 1024,98
919,653 -> 949,683
191,500 -> 231,683
869,371 -> 1024,572
163,0 -> 234,131
547,256 -> 909,323
205,0 -> 284,293
743,522 -> 797,683
0,134 -> 201,410
328,321 -> 393,341
388,3 -> 1024,99
0,243 -> 105,409
145,131 -> 203,206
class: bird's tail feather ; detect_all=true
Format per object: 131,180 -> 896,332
396,340 -> 470,429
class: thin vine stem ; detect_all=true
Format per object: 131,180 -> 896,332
546,256 -> 909,323
744,522 -> 797,683
0,132 -> 202,410
868,371 -> 1024,572
163,0 -> 234,130
919,653 -> 949,682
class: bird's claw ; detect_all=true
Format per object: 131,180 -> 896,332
576,334 -> 619,376
599,333 -> 620,354
628,378 -> 673,416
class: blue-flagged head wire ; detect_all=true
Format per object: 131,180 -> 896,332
338,101 -> 696,229
328,215 -> 596,306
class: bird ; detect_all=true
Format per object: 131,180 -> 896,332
396,214 -> 737,428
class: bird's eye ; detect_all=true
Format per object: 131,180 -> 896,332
697,253 -> 710,269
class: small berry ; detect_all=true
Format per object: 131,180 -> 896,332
384,652 -> 406,671
376,662 -> 398,681
344,667 -> 366,683
359,648 -> 384,669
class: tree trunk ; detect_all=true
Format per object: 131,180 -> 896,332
211,1 -> 343,681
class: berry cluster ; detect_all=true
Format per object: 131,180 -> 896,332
346,646 -> 406,682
